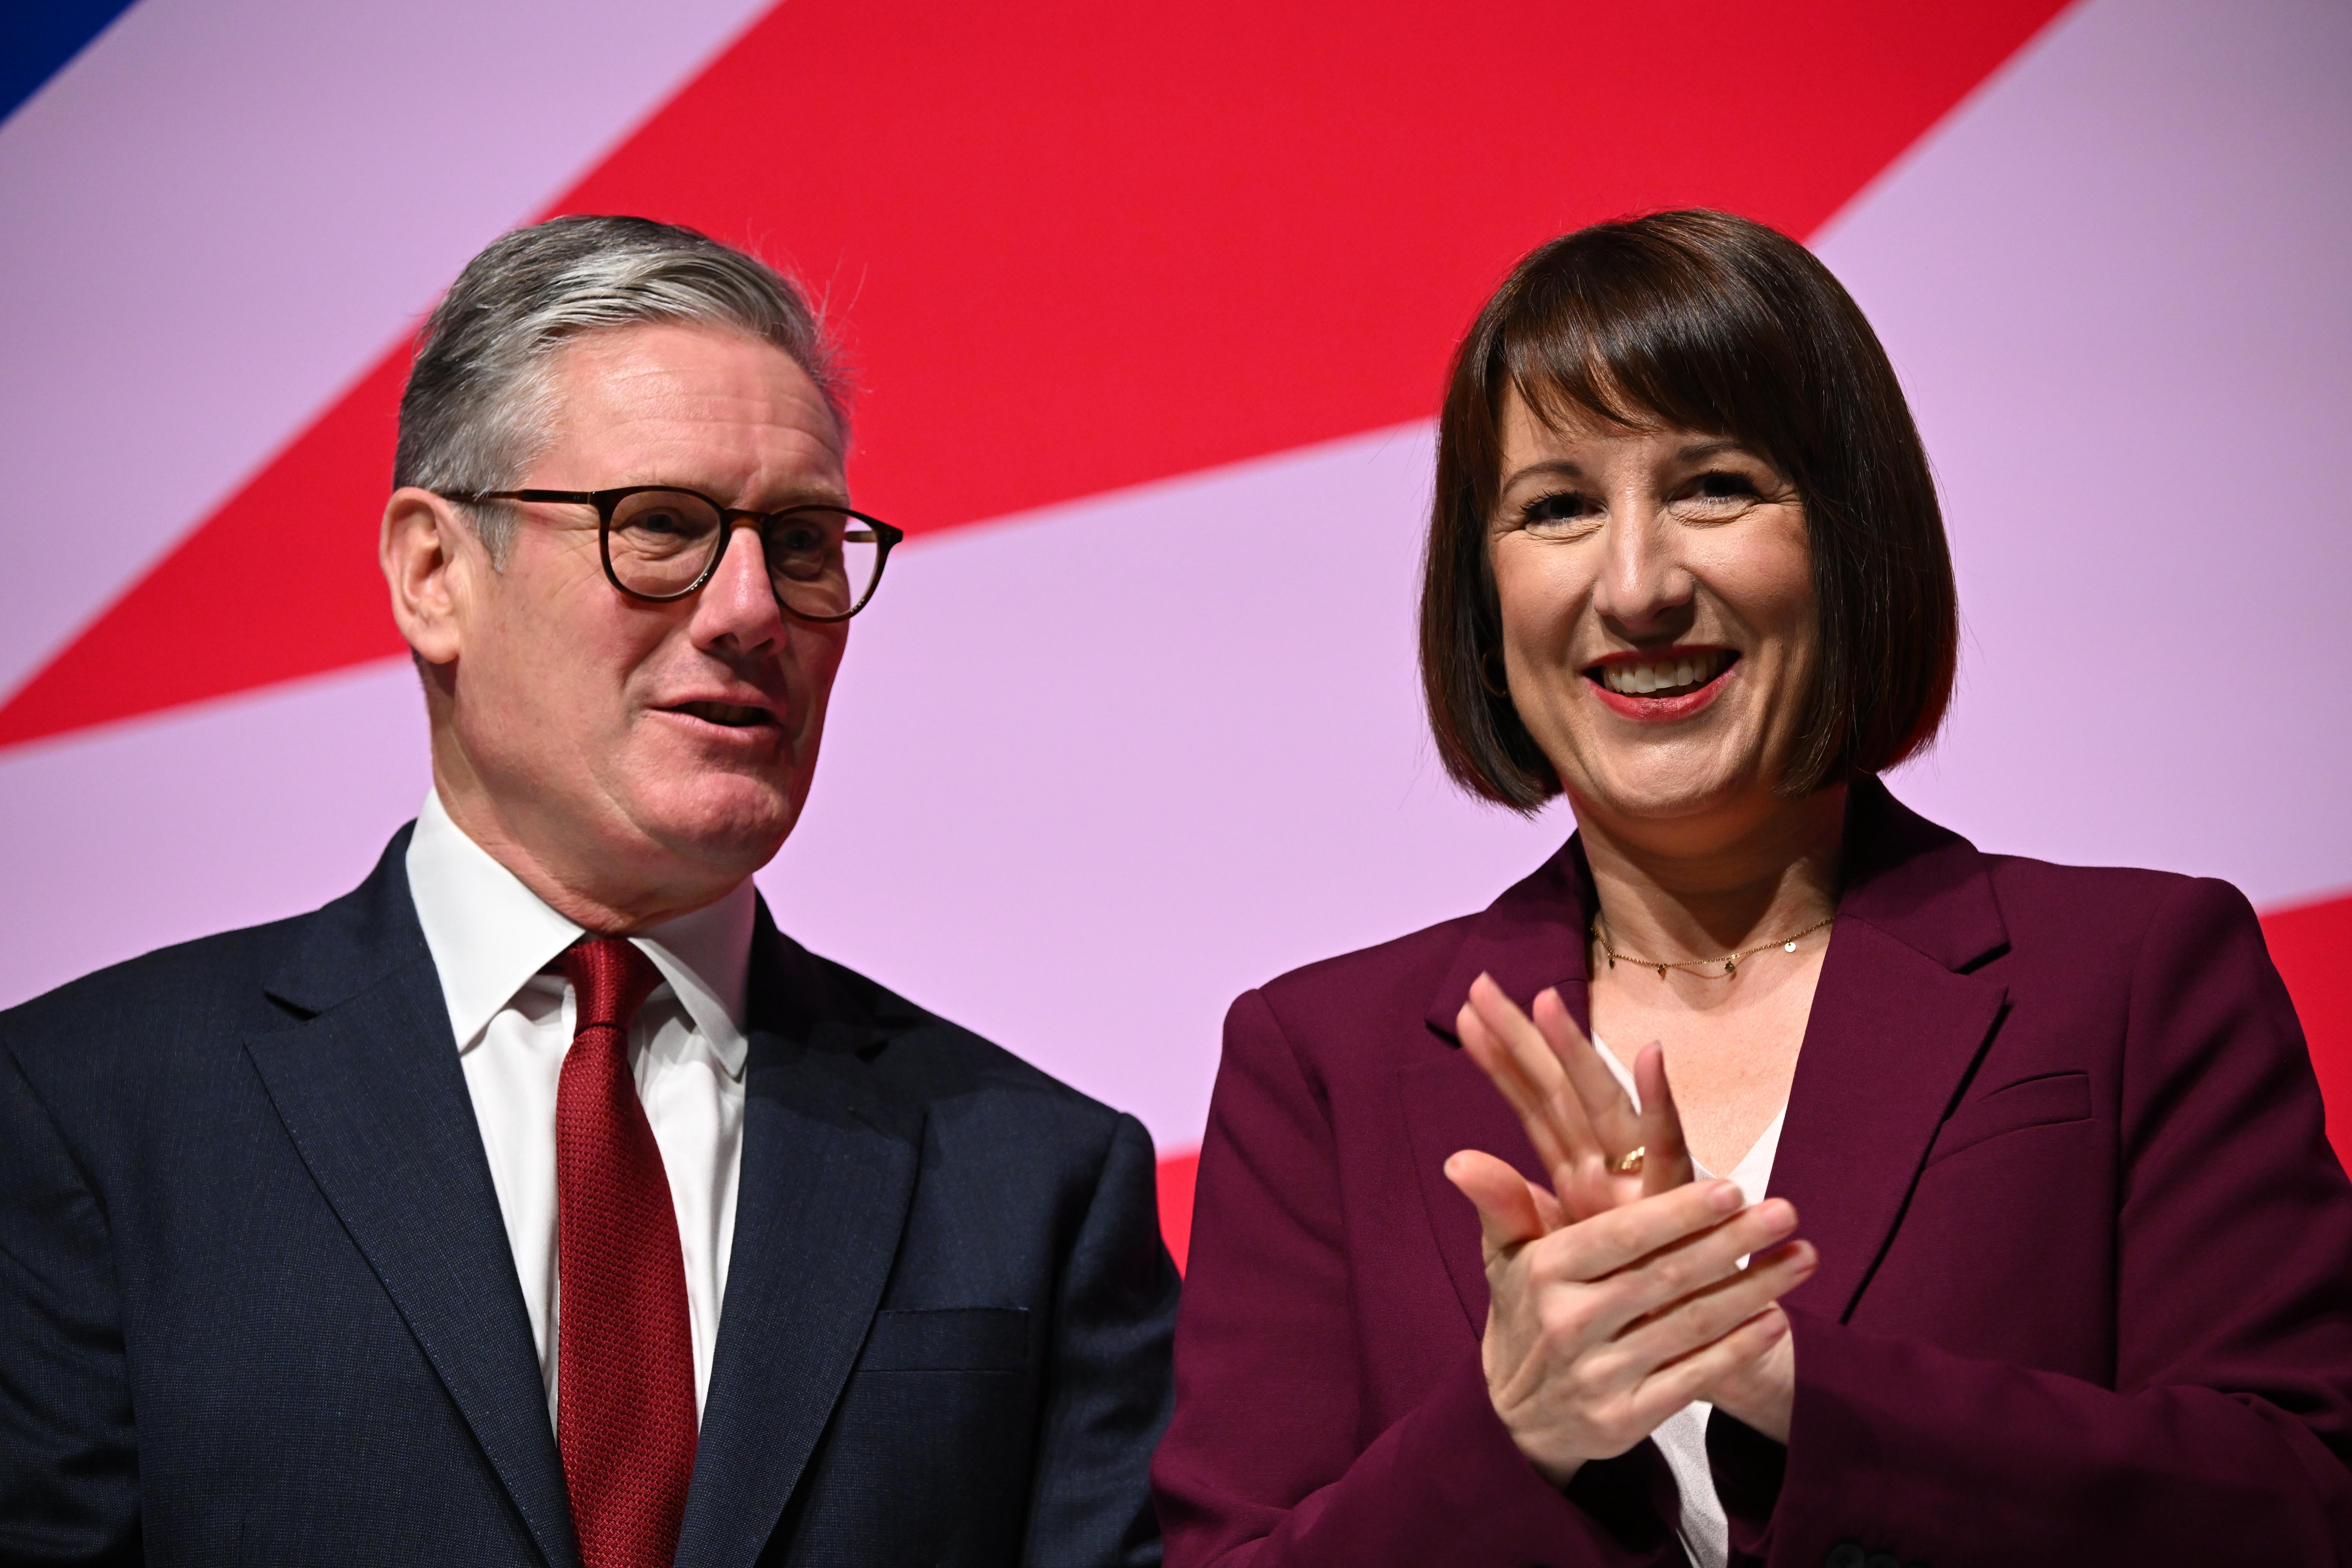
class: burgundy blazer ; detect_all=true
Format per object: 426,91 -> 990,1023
1153,779 -> 2352,1566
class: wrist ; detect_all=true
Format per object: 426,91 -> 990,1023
1706,1389 -> 1790,1445
1513,1437 -> 1585,1491
1486,1382 -> 1592,1488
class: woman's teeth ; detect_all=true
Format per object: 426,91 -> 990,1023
1598,652 -> 1732,697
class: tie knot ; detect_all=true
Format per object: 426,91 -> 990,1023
558,937 -> 664,1034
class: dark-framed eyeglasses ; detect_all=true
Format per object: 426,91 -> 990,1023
441,486 -> 903,622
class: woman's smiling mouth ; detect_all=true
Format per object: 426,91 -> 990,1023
1583,648 -> 1738,719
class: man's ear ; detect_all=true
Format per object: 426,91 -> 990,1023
383,487 -> 479,665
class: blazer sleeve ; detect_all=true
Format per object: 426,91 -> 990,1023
1152,989 -> 1680,1568
0,1037 -> 140,1566
1020,1110 -> 1182,1568
1711,876 -> 2352,1565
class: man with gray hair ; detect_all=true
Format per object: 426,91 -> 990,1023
0,216 -> 1178,1567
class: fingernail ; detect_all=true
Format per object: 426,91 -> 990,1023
1708,1181 -> 1742,1213
1762,1198 -> 1796,1231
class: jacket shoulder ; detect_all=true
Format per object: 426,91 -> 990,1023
1977,852 -> 2258,964
1241,910 -> 1485,1064
794,946 -> 1139,1148
1,827 -> 414,1077
0,912 -> 314,1061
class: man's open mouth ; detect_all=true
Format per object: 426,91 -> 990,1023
1585,649 -> 1737,700
670,701 -> 775,728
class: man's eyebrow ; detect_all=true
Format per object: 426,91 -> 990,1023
632,480 -> 855,510
765,485 -> 852,509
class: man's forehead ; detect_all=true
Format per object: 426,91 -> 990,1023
552,323 -> 821,410
540,324 -> 848,489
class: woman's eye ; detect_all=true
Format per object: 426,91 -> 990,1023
1690,471 -> 1760,500
1518,492 -> 1597,531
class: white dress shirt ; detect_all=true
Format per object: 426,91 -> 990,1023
1594,1039 -> 1786,1568
405,790 -> 753,1424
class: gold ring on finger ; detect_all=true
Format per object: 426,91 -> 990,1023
1614,1145 -> 1645,1176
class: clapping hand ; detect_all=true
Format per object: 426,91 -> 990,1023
1443,975 -> 1811,1482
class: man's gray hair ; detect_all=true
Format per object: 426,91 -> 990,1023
394,215 -> 845,558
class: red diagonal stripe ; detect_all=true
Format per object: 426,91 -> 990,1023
2262,892 -> 2352,1163
0,0 -> 2073,750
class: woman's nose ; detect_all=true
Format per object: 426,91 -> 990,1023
1592,506 -> 1693,631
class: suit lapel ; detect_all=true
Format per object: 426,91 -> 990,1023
674,915 -> 921,1568
244,833 -> 579,1568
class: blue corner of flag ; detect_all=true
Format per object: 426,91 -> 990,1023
3,0 -> 143,126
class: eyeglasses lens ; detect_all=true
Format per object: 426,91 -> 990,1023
608,491 -> 722,596
607,491 -> 880,616
763,507 -> 878,619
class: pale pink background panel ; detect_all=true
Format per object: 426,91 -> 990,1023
1831,0 -> 2352,898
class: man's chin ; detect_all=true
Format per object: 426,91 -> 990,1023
631,783 -> 801,880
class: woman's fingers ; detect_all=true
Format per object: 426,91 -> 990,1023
1445,1149 -> 1552,1261
1632,1045 -> 1697,1197
1536,1179 -> 1751,1285
1536,1192 -> 1800,1334
1605,1238 -> 1817,1369
1532,988 -> 1643,1155
1465,977 -> 1614,1206
1468,1178 -> 1810,1483
1456,1002 -> 1582,1200
1623,1304 -> 1793,1427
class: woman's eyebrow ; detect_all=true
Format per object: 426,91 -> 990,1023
1500,458 -> 1588,490
1674,438 -> 1748,463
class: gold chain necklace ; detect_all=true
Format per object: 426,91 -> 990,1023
1593,912 -> 1835,979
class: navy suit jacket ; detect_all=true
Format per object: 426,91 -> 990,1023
0,827 -> 1178,1566
1154,779 -> 2352,1566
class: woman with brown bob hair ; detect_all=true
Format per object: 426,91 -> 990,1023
1152,211 -> 2352,1566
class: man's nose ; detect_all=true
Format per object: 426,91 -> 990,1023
689,520 -> 789,651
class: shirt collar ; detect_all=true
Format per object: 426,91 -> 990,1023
404,791 -> 754,1079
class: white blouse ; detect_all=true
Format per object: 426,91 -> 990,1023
1593,1040 -> 1786,1568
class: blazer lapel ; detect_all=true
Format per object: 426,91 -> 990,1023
243,832 -> 579,1568
1407,839 -> 1591,1334
674,914 -> 921,1568
1400,1048 -> 1544,1335
1773,781 -> 2010,1319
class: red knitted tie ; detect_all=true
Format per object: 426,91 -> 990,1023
556,938 -> 697,1568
